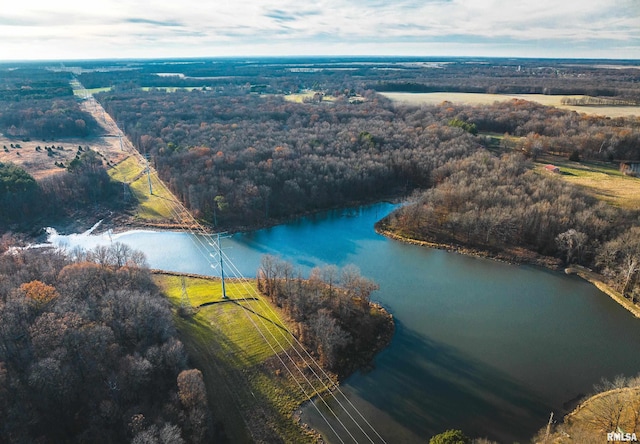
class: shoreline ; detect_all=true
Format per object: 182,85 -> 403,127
45,197 -> 400,238
564,265 -> 640,318
375,225 -> 640,320
152,269 -> 395,443
374,224 -> 563,269
36,204 -> 638,323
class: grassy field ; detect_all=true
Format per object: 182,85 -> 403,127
283,91 -> 338,103
107,156 -> 183,222
141,86 -> 204,92
535,155 -> 640,210
154,274 -> 321,443
80,86 -> 111,95
381,92 -> 640,118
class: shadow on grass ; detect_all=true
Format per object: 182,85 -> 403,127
230,300 -> 290,333
199,297 -> 259,307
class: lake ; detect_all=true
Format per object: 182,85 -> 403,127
46,203 -> 640,443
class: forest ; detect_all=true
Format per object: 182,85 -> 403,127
0,68 -> 99,139
2,59 -> 639,310
0,243 -> 213,443
98,88 -> 480,226
92,73 -> 640,306
95,86 -> 640,224
0,58 -> 639,443
257,256 -> 393,377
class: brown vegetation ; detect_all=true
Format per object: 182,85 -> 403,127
257,256 -> 394,377
0,244 -> 214,443
535,375 -> 640,443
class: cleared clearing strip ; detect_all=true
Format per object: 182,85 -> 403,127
107,156 -> 181,221
155,273 -> 319,443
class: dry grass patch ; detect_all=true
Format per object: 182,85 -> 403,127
537,387 -> 640,443
381,92 -> 640,117
283,91 -> 337,103
536,156 -> 640,210
0,136 -> 127,180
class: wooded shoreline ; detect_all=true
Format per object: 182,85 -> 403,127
375,225 -> 640,320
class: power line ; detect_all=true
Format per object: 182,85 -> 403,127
137,149 -> 383,443
139,174 -> 380,442
85,84 -> 386,443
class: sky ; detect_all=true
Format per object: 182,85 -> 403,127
1,0 -> 639,61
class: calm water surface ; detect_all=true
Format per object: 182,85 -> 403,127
48,203 -> 640,443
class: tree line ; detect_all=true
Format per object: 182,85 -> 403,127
97,88 -> 480,227
0,68 -> 99,139
73,58 -> 640,103
0,97 -> 98,139
95,88 -> 640,231
257,256 -> 393,377
367,62 -> 640,101
0,68 -> 75,101
0,151 -> 127,231
379,151 -> 639,302
0,243 -> 213,443
437,99 -> 640,161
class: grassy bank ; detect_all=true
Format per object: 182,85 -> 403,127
154,273 -> 324,443
535,155 -> 640,211
107,156 -> 190,224
537,385 -> 640,443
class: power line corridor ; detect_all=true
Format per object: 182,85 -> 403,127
78,82 -> 387,444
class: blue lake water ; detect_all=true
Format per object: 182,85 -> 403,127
47,203 -> 640,443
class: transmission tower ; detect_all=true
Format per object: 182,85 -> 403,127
144,154 -> 153,195
179,276 -> 195,316
218,233 -> 228,299
209,233 -> 231,299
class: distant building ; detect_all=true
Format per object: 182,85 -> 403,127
544,164 -> 560,173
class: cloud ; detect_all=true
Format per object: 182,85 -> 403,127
0,0 -> 638,59
125,18 -> 183,28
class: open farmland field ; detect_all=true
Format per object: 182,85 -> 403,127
381,92 -> 640,118
536,156 -> 640,210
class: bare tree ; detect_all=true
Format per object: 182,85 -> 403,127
555,229 -> 589,265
